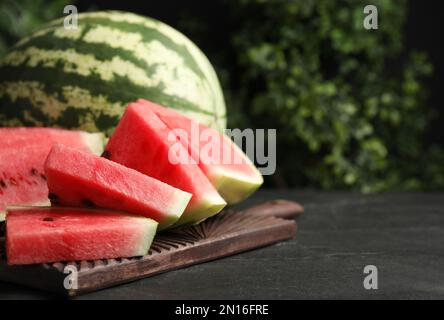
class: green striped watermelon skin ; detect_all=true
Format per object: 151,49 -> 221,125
0,11 -> 226,135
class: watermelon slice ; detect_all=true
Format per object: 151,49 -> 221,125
44,144 -> 192,230
104,102 -> 227,226
0,128 -> 105,221
6,207 -> 158,265
137,99 -> 264,205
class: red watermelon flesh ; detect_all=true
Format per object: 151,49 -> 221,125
6,207 -> 158,265
104,102 -> 227,227
44,144 -> 192,230
0,127 -> 104,154
0,128 -> 105,221
0,147 -> 52,215
137,99 -> 264,205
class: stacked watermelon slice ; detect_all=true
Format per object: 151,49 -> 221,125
1,100 -> 263,265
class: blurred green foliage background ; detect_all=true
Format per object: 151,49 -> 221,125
0,0 -> 67,57
1,0 -> 443,191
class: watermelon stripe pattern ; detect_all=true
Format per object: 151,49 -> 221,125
0,11 -> 226,134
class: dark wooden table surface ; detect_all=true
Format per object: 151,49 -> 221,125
1,190 -> 444,300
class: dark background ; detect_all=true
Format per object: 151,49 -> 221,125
405,1 -> 444,144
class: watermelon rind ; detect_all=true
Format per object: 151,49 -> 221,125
210,167 -> 263,205
208,138 -> 264,205
174,193 -> 226,227
0,199 -> 51,222
81,132 -> 106,155
133,216 -> 158,256
163,189 -> 194,229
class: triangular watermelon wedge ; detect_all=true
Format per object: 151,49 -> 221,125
44,144 -> 192,230
104,102 -> 227,227
137,99 -> 263,205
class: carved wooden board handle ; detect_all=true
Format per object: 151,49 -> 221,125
238,199 -> 304,219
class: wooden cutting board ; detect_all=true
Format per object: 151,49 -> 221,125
0,199 -> 303,296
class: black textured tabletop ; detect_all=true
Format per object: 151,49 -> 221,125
1,190 -> 444,300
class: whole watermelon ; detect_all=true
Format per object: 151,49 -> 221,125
0,11 -> 226,134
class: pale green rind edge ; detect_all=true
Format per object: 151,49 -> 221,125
173,194 -> 227,228
211,168 -> 264,205
158,189 -> 193,231
81,132 -> 106,155
1,199 -> 51,222
133,217 -> 158,256
209,135 -> 264,205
